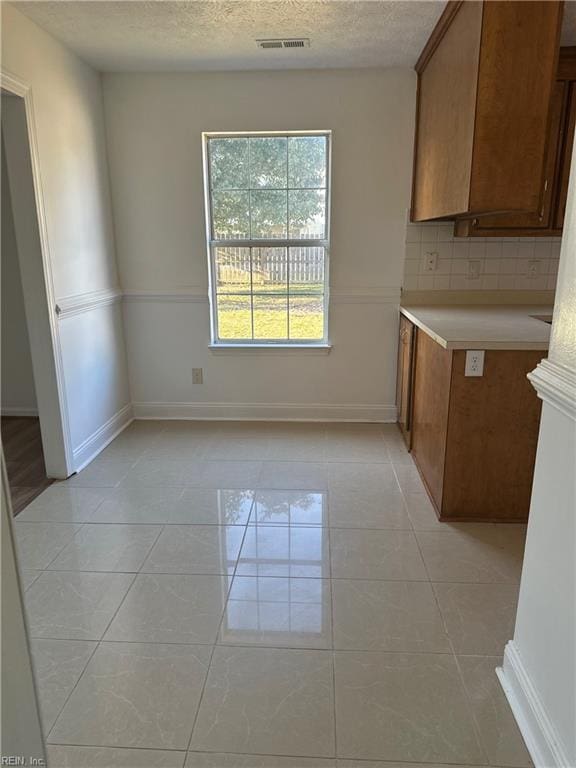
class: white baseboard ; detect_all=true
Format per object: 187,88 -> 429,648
132,401 -> 397,423
72,403 -> 134,472
1,406 -> 39,417
497,641 -> 572,768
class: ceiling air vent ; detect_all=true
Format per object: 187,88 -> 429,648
256,38 -> 310,50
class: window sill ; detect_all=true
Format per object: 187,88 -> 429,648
209,343 -> 332,356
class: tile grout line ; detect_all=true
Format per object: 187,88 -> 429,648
26,630 -> 507,656
419,522 -> 491,767
183,492 -> 256,754
36,522 -> 87,571
451,645 -> 494,767
43,536 -> 149,744
25,569 -> 522,587
42,634 -> 101,745
401,456 -> 517,766
24,424 -> 525,763
327,487 -> 339,759
407,510 -> 490,761
43,739 -> 517,765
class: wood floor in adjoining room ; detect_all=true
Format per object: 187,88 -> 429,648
2,416 -> 53,516
14,420 -> 532,768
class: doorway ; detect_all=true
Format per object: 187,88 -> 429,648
1,78 -> 73,510
1,132 -> 53,514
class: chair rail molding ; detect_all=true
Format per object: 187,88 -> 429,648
56,288 -> 123,318
122,288 -> 209,303
122,286 -> 401,305
330,287 -> 401,304
528,358 -> 576,421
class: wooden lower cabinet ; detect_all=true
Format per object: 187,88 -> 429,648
409,329 -> 543,522
396,315 -> 416,447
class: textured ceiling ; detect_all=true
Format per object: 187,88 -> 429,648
13,0 -> 448,72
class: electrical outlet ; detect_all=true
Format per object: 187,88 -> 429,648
423,251 -> 438,272
467,260 -> 482,280
192,368 -> 203,385
527,259 -> 541,279
465,350 -> 485,377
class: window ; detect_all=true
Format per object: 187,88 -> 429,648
203,131 -> 331,346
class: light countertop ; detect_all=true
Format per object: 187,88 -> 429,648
400,305 -> 553,350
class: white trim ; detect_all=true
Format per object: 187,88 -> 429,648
204,130 -> 331,138
528,358 -> 576,421
122,288 -> 209,304
331,287 -> 400,304
132,401 -> 397,423
209,343 -> 331,355
1,69 -> 74,476
1,407 -> 39,417
212,238 -> 329,249
121,287 -> 399,305
56,288 -> 123,318
0,70 -> 28,98
72,403 -> 133,472
202,131 -> 332,345
497,641 -> 572,768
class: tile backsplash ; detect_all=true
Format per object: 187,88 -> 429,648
403,222 -> 561,292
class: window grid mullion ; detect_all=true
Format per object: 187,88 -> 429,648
250,247 -> 255,340
207,132 -> 329,345
211,239 -> 327,249
286,139 -> 290,340
248,139 -> 254,340
286,247 -> 290,340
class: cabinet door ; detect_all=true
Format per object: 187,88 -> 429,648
554,82 -> 576,229
410,331 -> 453,513
454,80 -> 566,236
468,1 -> 563,216
397,316 -> 415,445
412,0 -> 563,222
411,1 -> 484,221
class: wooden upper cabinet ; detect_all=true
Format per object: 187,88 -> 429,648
455,47 -> 576,237
554,80 -> 576,229
411,1 -> 564,222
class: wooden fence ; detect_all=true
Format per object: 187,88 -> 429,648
215,235 -> 324,286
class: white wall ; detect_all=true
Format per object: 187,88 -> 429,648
498,135 -> 576,766
103,69 -> 416,420
1,4 -> 131,466
1,138 -> 37,415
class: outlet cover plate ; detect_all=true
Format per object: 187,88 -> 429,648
465,350 -> 485,377
467,260 -> 482,280
423,251 -> 438,272
527,259 -> 541,279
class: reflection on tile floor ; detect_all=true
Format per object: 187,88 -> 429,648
15,420 -> 531,768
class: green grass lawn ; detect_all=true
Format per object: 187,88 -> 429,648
217,291 -> 324,340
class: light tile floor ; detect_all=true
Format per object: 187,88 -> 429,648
14,420 -> 532,768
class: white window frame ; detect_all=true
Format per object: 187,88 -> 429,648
202,130 -> 331,348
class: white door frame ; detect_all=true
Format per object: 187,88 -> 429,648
1,69 -> 73,477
